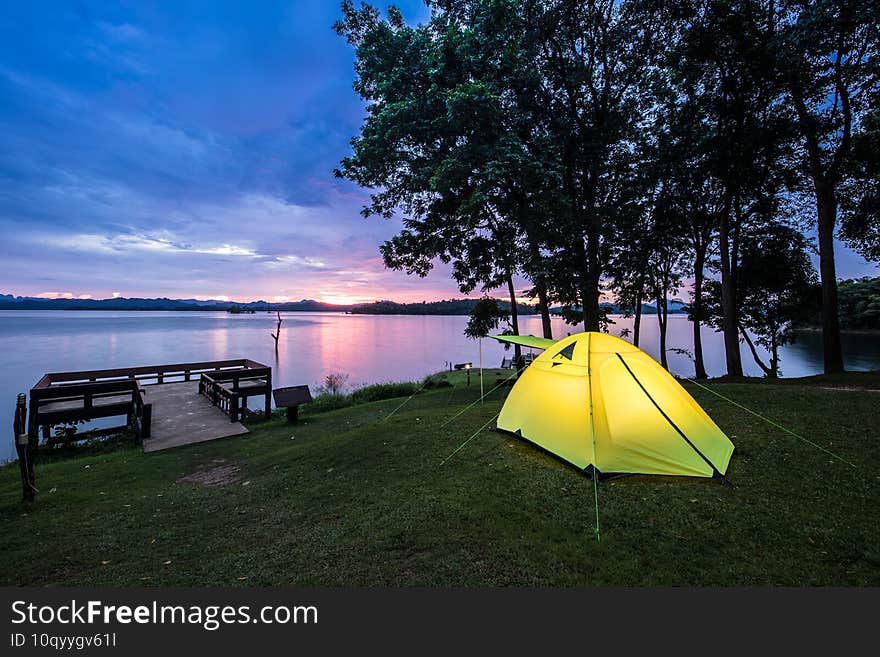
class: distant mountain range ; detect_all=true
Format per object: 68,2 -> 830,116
0,294 -> 349,312
348,299 -> 541,315
621,300 -> 689,315
0,294 -> 688,315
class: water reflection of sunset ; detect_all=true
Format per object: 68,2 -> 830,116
211,322 -> 228,361
317,294 -> 377,306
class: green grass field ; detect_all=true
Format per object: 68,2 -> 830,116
1,369 -> 877,586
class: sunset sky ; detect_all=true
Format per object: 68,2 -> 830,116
1,1 -> 876,304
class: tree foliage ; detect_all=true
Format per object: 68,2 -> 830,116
702,224 -> 818,377
464,297 -> 510,339
334,0 -> 879,377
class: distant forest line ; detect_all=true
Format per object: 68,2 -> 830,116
0,292 -> 683,316
1,277 -> 877,331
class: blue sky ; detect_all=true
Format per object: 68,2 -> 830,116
0,1 -> 876,303
0,0 -> 449,303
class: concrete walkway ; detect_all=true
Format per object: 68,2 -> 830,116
142,381 -> 249,453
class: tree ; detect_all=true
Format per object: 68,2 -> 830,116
609,213 -> 652,347
703,224 -> 818,378
840,91 -> 880,262
528,0 -> 656,331
674,0 -> 795,377
623,65 -> 714,372
646,208 -> 688,371
334,0 -> 553,365
835,277 -> 880,329
464,297 -> 510,339
775,0 -> 880,373
662,90 -> 723,380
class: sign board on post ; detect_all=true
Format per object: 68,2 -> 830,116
273,385 -> 313,423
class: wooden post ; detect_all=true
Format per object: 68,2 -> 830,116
27,391 -> 38,444
264,370 -> 272,419
14,393 -> 35,502
286,406 -> 298,423
270,312 -> 283,353
230,396 -> 239,423
142,404 -> 152,439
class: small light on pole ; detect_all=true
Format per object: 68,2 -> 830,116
479,337 -> 484,405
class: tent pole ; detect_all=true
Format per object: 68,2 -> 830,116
587,333 -> 600,542
479,337 -> 484,405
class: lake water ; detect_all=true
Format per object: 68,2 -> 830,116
2,310 -> 879,462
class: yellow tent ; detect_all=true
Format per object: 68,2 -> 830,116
492,332 -> 734,479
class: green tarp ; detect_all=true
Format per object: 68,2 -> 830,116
490,334 -> 557,350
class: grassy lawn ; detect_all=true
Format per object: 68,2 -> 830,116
1,368 -> 877,586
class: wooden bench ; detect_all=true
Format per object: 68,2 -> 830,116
29,379 -> 152,443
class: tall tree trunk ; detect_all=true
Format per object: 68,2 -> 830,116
582,272 -> 601,332
582,218 -> 602,331
790,80 -> 847,375
633,281 -> 643,348
575,233 -> 601,332
739,325 -> 772,377
816,183 -> 845,374
527,233 -> 552,339
656,302 -> 667,370
770,333 -> 779,379
718,199 -> 743,377
536,283 -> 552,339
691,245 -> 708,379
506,274 -> 522,368
656,281 -> 668,370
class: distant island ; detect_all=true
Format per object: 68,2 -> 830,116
0,293 -> 688,316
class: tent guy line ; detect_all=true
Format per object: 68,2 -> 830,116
439,412 -> 501,467
439,369 -> 520,429
380,383 -> 428,423
684,377 -> 858,469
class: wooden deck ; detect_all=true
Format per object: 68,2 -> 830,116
28,359 -> 270,454
142,381 -> 249,453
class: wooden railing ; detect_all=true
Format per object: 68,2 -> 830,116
34,358 -> 269,387
28,378 -> 152,443
198,366 -> 272,423
28,359 -> 270,443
